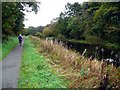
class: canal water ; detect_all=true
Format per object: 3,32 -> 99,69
65,41 -> 120,67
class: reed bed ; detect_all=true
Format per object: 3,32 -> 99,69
30,36 -> 120,88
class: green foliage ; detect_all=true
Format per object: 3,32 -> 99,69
18,37 -> 67,88
48,2 -> 120,45
22,28 -> 29,36
79,68 -> 89,77
92,20 -> 105,37
42,26 -> 54,37
65,2 -> 82,17
55,2 -> 84,39
57,34 -> 66,41
27,26 -> 44,36
2,2 -> 40,40
35,32 -> 43,38
2,37 -> 18,60
50,2 -> 87,39
93,2 -> 120,41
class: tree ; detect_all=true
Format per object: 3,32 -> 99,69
93,2 -> 120,42
55,2 -> 84,39
64,2 -> 82,17
26,26 -> 44,35
42,2 -> 120,45
2,2 -> 40,40
42,26 -> 53,37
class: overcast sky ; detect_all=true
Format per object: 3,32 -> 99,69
23,0 -> 89,28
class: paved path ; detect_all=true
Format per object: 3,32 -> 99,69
0,44 -> 23,89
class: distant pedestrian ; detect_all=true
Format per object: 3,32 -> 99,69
18,34 -> 23,46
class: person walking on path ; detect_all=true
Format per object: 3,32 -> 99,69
18,34 -> 23,46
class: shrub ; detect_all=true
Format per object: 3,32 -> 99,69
42,27 -> 53,38
35,32 -> 43,38
57,34 -> 66,41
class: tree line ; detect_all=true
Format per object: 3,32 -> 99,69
22,26 -> 44,36
2,1 -> 40,41
2,1 -> 120,45
40,2 -> 120,44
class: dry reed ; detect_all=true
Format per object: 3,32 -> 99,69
30,36 -> 120,88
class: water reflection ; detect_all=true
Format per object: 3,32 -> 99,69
66,41 -> 120,67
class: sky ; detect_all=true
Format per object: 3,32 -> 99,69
23,0 -> 89,28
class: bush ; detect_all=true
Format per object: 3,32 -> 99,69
57,34 -> 66,41
42,27 -> 53,38
35,32 -> 43,38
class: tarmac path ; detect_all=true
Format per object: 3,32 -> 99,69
0,42 -> 23,89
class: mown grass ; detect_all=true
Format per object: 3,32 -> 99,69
30,36 -> 120,88
18,37 -> 67,88
1,37 -> 18,61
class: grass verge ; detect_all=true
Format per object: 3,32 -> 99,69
30,36 -> 120,88
18,37 -> 67,88
1,37 -> 18,61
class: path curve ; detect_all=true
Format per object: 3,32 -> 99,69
0,43 -> 23,88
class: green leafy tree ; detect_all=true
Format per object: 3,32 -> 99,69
42,26 -> 53,37
2,2 -> 40,40
93,2 -> 120,42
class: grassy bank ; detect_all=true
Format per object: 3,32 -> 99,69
66,35 -> 120,50
18,37 -> 67,88
31,36 -> 120,88
1,37 -> 18,61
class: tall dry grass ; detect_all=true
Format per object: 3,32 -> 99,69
30,36 -> 120,88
